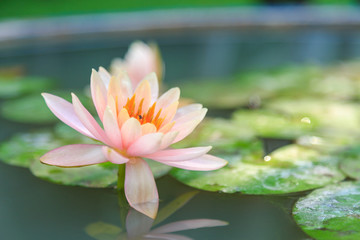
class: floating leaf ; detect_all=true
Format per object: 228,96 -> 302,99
173,118 -> 254,151
30,161 -> 119,188
232,110 -> 317,139
0,124 -> 170,188
338,146 -> 360,180
293,181 -> 360,240
179,80 -> 255,109
0,76 -> 56,99
171,144 -> 345,194
265,99 -> 360,133
0,130 -> 66,167
1,91 -> 94,124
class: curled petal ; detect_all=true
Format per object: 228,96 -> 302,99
160,131 -> 178,149
134,79 -> 152,113
118,108 -> 130,127
125,41 -> 157,86
108,72 -> 133,108
40,144 -> 107,167
90,69 -> 108,121
125,158 -> 159,219
151,219 -> 228,234
174,108 -> 207,125
171,109 -> 207,143
156,88 -> 180,113
141,123 -> 157,135
144,72 -> 159,103
174,104 -> 203,119
121,118 -> 142,149
41,93 -> 94,139
127,133 -> 164,156
102,147 -> 129,164
103,107 -> 122,149
98,66 -> 111,88
162,154 -> 227,171
161,101 -> 179,126
145,146 -> 212,162
71,93 -> 110,145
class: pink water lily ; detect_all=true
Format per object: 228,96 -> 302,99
110,41 -> 163,87
40,69 -> 227,219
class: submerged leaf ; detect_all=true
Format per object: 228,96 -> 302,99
171,144 -> 345,194
154,191 -> 198,226
293,181 -> 360,240
85,222 -> 122,240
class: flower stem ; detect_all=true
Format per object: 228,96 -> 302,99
117,163 -> 126,190
117,164 -> 129,226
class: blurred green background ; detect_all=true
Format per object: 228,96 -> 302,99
0,0 -> 358,20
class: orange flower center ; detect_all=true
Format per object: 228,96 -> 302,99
123,94 -> 165,129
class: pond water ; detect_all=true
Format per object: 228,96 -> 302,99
1,10 -> 360,240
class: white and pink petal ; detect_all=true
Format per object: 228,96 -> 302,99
145,146 -> 212,162
125,158 -> 159,219
41,93 -> 94,139
40,144 -> 107,167
161,154 -> 227,171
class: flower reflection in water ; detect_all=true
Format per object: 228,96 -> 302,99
85,191 -> 228,240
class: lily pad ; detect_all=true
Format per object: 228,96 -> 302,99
0,76 -> 56,99
179,80 -> 256,109
30,161 -> 119,188
173,118 -> 254,151
337,146 -> 360,180
171,144 -> 345,194
232,109 -> 318,139
0,124 -> 171,188
1,91 -> 95,124
265,99 -> 360,133
293,181 -> 360,240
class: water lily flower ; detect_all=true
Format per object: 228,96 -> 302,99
110,41 -> 163,87
40,69 -> 227,219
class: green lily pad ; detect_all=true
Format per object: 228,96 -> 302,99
0,76 -> 56,99
232,109 -> 318,139
337,146 -> 360,180
30,160 -> 119,188
1,91 -> 95,124
171,144 -> 345,194
265,99 -> 360,133
173,118 -> 254,151
179,80 -> 256,109
0,124 -> 171,188
293,181 -> 360,240
0,130 -> 73,168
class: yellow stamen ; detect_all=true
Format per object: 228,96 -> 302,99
121,95 -> 172,131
